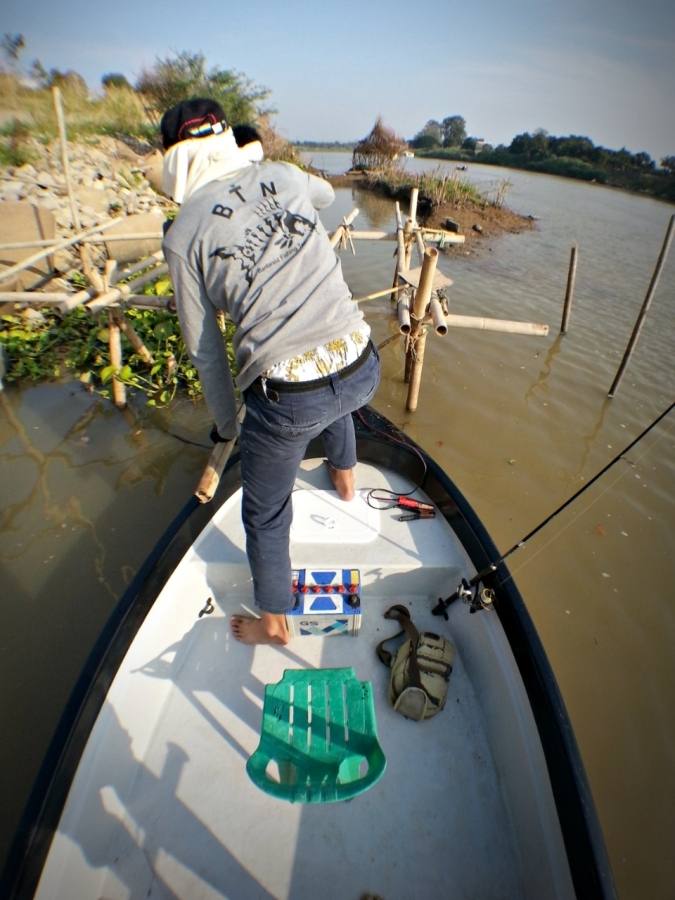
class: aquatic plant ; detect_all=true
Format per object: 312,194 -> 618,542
0,276 -> 236,407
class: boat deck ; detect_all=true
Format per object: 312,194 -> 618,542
35,461 -> 573,899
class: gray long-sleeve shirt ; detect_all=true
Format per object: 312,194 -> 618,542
163,161 -> 366,438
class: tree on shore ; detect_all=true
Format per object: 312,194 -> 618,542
442,115 -> 466,147
410,119 -> 442,148
411,115 -> 467,149
509,128 -> 549,160
102,73 -> 132,91
136,51 -> 271,125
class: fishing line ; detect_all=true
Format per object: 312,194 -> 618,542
497,401 -> 674,564
435,401 -> 674,610
506,409 -> 675,583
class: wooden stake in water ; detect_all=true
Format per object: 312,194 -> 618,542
390,202 -> 406,302
560,244 -> 577,335
409,187 -> 419,225
406,248 -> 439,411
608,214 -> 674,398
108,309 -> 127,408
52,86 -> 104,293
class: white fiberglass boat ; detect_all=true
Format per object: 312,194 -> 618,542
3,407 -> 615,900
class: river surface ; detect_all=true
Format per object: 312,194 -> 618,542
1,154 -> 674,899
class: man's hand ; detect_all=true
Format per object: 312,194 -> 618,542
210,424 -> 234,444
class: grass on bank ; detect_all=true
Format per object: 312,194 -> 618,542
363,164 -> 508,212
0,75 -> 155,144
0,74 -> 300,165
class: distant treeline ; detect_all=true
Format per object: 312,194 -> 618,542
413,123 -> 675,202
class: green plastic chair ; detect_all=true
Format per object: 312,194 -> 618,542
247,667 -> 386,803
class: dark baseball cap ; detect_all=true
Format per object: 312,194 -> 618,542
160,98 -> 228,150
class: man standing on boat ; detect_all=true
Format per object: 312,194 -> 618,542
161,99 -> 380,645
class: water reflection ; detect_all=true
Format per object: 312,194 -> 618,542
351,186 -> 396,229
524,335 -> 563,404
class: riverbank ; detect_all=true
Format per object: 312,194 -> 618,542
328,170 -> 535,251
415,148 -> 675,204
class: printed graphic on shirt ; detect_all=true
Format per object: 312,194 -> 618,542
209,195 -> 316,285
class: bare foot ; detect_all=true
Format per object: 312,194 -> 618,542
327,463 -> 355,501
230,612 -> 290,645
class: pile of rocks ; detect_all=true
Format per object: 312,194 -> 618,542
0,136 -> 172,289
0,135 -> 169,232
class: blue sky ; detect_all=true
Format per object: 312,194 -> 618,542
3,0 -> 675,160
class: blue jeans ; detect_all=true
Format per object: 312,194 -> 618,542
240,343 -> 380,614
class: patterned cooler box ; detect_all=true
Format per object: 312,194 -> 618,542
286,568 -> 361,637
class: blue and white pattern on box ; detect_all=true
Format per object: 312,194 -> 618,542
286,569 -> 361,637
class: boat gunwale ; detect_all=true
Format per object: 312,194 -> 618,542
1,406 -> 616,900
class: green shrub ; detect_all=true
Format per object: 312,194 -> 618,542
367,166 -> 485,210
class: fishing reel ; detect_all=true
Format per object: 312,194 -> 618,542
457,578 -> 495,614
432,578 -> 495,619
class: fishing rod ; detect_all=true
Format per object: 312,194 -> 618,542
433,400 -> 675,618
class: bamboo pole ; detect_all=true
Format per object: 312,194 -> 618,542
411,248 -> 439,321
0,219 -> 120,286
107,309 -> 126,408
103,258 -> 117,289
116,294 -> 175,309
376,333 -> 400,353
395,203 -> 406,271
403,219 -> 414,270
608,214 -> 674,398
397,295 -> 411,334
406,329 -> 428,412
560,245 -> 577,334
52,87 -> 79,235
195,436 -> 238,503
409,187 -> 419,225
429,295 -> 448,335
420,228 -> 465,246
116,312 -> 155,364
415,228 -> 426,265
354,284 -> 405,303
406,248 -> 439,408
0,233 -> 165,251
0,223 -> 389,255
111,250 -> 165,284
348,230 -> 396,241
52,87 -> 104,294
0,291 -> 72,302
0,291 -> 175,310
329,208 -> 359,248
390,202 -> 406,303
84,263 -> 169,312
443,314 -> 549,335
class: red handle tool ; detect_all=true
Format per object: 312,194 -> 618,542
397,496 -> 434,512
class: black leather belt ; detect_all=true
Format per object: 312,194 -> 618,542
249,340 -> 373,402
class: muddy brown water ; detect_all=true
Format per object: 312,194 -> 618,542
1,156 -> 673,898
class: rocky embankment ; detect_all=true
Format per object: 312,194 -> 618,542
0,136 -> 167,225
0,136 -> 170,289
